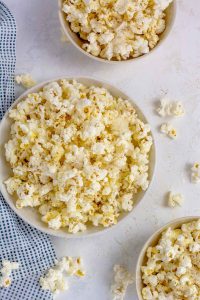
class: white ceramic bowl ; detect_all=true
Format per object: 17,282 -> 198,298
0,77 -> 155,238
58,0 -> 176,64
136,216 -> 200,300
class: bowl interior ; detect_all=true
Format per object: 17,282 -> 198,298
58,0 -> 176,63
0,77 -> 155,238
136,216 -> 200,300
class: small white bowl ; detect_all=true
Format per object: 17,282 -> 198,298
58,0 -> 176,64
0,77 -> 155,238
136,216 -> 200,300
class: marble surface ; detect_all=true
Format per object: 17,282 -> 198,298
5,0 -> 200,299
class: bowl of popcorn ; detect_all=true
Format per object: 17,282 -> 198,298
0,77 -> 155,237
136,217 -> 200,300
59,0 -> 176,62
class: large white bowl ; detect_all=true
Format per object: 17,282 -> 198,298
58,0 -> 176,64
0,77 -> 155,238
136,216 -> 200,300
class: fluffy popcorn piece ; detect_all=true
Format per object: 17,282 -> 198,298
15,74 -> 36,88
48,215 -> 62,230
111,265 -> 134,300
141,219 -> 200,300
40,269 -> 69,294
168,192 -> 184,208
5,79 -> 152,233
62,0 -> 173,61
40,256 -> 85,295
171,101 -> 185,117
0,260 -> 20,288
160,123 -> 177,139
156,97 -> 185,117
156,97 -> 172,117
191,162 -> 200,183
120,194 -> 134,211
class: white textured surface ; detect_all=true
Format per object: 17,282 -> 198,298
5,0 -> 200,299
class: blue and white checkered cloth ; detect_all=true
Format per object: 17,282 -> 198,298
0,2 -> 56,299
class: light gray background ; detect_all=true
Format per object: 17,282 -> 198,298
5,0 -> 200,299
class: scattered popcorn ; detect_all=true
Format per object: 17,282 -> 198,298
168,192 -> 184,208
141,219 -> 200,300
0,260 -> 20,288
160,123 -> 177,139
191,163 -> 200,183
5,79 -> 152,233
171,101 -> 185,117
15,74 -> 36,88
40,256 -> 85,295
156,97 -> 185,117
111,265 -> 134,300
62,0 -> 173,61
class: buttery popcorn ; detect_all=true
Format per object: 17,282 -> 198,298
62,0 -> 173,61
141,219 -> 200,300
111,265 -> 134,300
15,74 -> 36,89
191,163 -> 200,183
40,256 -> 85,295
156,97 -> 185,117
168,192 -> 183,208
4,80 -> 152,233
160,123 -> 177,139
0,260 -> 20,288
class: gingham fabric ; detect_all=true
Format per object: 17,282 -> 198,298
0,2 -> 56,299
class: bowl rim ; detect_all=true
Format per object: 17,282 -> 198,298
0,76 -> 156,238
58,0 -> 177,64
136,216 -> 200,300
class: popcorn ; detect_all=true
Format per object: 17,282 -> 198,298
121,194 -> 134,211
191,162 -> 200,183
171,101 -> 185,117
48,215 -> 62,230
156,97 -> 185,117
62,0 -> 173,61
168,192 -> 184,208
111,265 -> 134,300
15,73 -> 36,88
5,79 -> 152,233
0,260 -> 20,288
160,123 -> 177,139
40,256 -> 85,295
141,219 -> 200,300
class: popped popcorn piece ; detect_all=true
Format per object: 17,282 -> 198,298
48,215 -> 62,230
111,265 -> 134,300
40,256 -> 85,295
160,123 -> 177,139
156,97 -> 172,117
191,162 -> 200,183
141,219 -> 200,300
171,101 -> 185,117
62,0 -> 173,61
15,74 -> 36,88
168,192 -> 184,208
156,97 -> 185,117
0,260 -> 20,288
5,79 -> 152,233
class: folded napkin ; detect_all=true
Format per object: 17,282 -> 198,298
0,2 -> 56,299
